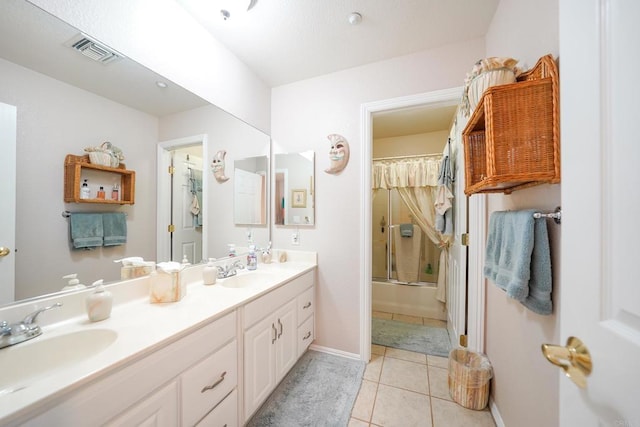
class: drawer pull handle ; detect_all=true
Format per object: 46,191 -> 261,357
303,302 -> 311,309
277,319 -> 283,338
201,371 -> 226,393
303,331 -> 311,340
272,323 -> 277,344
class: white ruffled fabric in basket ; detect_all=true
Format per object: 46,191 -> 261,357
462,57 -> 522,117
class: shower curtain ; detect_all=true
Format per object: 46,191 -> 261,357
372,156 -> 451,300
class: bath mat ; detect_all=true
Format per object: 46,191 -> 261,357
247,350 -> 365,427
372,318 -> 451,357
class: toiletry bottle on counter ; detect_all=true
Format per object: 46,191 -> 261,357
111,184 -> 119,201
203,258 -> 217,285
247,245 -> 257,270
86,279 -> 112,322
228,244 -> 236,257
97,186 -> 106,199
80,179 -> 90,199
62,273 -> 86,291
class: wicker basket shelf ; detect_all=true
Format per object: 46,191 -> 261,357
462,54 -> 560,195
64,154 -> 135,204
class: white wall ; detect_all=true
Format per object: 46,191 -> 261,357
0,58 -> 158,299
271,38 -> 485,354
373,131 -> 450,158
159,104 -> 271,258
28,0 -> 271,134
483,0 -> 560,426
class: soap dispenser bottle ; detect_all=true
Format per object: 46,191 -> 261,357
80,179 -> 90,199
203,258 -> 217,285
247,245 -> 257,270
86,279 -> 112,322
62,274 -> 86,291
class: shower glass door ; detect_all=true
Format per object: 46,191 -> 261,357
372,189 -> 440,284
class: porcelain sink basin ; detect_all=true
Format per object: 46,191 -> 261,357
218,270 -> 285,289
0,328 -> 117,393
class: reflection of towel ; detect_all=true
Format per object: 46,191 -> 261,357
102,213 -> 127,246
190,194 -> 200,215
484,210 -> 552,315
393,226 -> 422,283
435,139 -> 454,236
70,213 -> 103,249
399,223 -> 414,237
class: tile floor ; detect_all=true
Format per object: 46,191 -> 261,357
349,311 -> 496,427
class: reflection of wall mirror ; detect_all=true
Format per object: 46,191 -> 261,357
234,156 -> 269,225
274,151 -> 315,226
0,0 -> 271,306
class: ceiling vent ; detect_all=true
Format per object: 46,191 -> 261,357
69,34 -> 122,64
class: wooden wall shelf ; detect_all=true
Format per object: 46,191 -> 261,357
462,54 -> 560,195
64,154 -> 135,204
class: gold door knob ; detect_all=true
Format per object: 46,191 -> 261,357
0,247 -> 10,257
541,336 -> 592,388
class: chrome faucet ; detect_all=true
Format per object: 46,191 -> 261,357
0,302 -> 63,349
217,260 -> 245,279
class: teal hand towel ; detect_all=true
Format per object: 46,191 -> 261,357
484,210 -> 553,315
70,213 -> 103,249
102,213 -> 127,246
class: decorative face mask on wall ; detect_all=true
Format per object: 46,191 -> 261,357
211,150 -> 230,183
324,133 -> 350,174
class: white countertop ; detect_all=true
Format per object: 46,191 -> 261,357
0,255 -> 316,424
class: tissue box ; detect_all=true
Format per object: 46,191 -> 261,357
150,270 -> 185,303
121,263 -> 155,279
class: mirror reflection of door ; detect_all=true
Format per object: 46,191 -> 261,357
0,102 -> 17,304
274,170 -> 287,225
171,150 -> 203,263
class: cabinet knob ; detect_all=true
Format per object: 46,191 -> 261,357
303,302 -> 311,309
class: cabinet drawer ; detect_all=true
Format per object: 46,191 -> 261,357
182,340 -> 237,426
297,314 -> 314,357
297,286 -> 314,324
197,389 -> 238,427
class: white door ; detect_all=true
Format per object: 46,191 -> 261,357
171,152 -> 202,264
557,0 -> 640,424
0,103 -> 16,304
447,107 -> 468,349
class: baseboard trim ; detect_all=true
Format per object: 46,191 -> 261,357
489,397 -> 505,427
309,344 -> 362,361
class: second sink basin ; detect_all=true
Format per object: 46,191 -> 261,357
0,328 -> 117,393
218,270 -> 285,289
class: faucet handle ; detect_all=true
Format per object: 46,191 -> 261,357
22,302 -> 63,325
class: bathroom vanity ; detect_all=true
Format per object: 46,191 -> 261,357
0,252 -> 316,426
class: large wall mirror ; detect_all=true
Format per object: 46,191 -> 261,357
234,156 -> 269,226
274,152 -> 315,226
0,0 -> 270,306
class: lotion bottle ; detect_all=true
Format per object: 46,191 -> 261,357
247,245 -> 257,270
203,258 -> 217,285
80,179 -> 90,199
97,186 -> 106,199
86,279 -> 112,322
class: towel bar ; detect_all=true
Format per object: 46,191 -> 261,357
62,211 -> 128,218
533,207 -> 561,224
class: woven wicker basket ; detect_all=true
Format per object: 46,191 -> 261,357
85,141 -> 120,167
448,349 -> 493,410
462,54 -> 560,195
467,68 -> 518,113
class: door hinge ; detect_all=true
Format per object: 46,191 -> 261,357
168,224 -> 175,233
168,166 -> 175,175
461,233 -> 469,246
459,335 -> 468,347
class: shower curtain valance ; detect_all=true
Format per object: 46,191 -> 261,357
372,156 -> 441,189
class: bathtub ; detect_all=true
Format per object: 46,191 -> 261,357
372,280 -> 446,320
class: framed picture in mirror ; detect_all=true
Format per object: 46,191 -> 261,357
291,189 -> 307,208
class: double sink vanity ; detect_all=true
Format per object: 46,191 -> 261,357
0,251 -> 317,426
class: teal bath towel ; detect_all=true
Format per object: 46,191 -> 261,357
102,213 -> 127,246
484,210 -> 552,315
70,213 -> 103,249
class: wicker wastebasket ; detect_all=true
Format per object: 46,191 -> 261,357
448,348 -> 493,410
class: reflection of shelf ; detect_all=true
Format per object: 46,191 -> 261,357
64,154 -> 135,204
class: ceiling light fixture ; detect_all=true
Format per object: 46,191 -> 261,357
220,0 -> 258,20
156,81 -> 168,89
348,12 -> 362,25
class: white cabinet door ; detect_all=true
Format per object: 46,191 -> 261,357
274,299 -> 297,382
244,314 -> 277,419
105,382 -> 178,427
